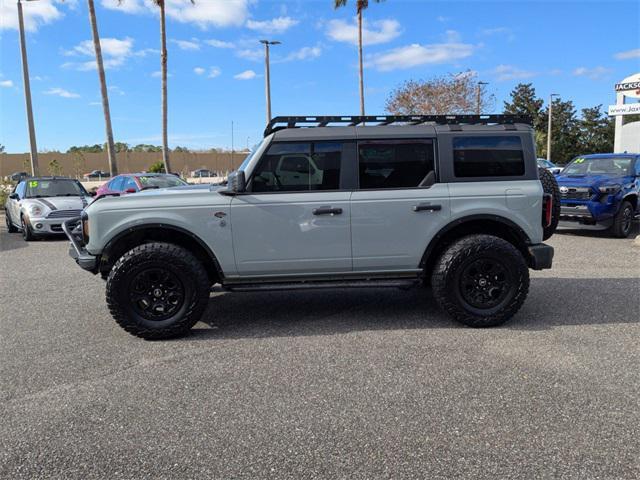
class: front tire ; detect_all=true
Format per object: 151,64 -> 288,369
431,234 -> 529,327
610,201 -> 634,238
21,215 -> 35,241
106,242 -> 211,339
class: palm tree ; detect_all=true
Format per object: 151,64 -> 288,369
87,0 -> 118,176
152,0 -> 193,174
334,0 -> 383,116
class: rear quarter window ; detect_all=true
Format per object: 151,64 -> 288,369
453,136 -> 525,178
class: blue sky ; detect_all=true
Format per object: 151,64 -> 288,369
0,0 -> 639,153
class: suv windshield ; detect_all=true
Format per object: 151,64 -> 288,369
137,175 -> 187,189
563,156 -> 633,176
25,179 -> 88,198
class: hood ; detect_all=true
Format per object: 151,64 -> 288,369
86,183 -> 229,213
555,174 -> 630,189
25,195 -> 89,211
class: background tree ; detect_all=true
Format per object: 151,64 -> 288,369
67,144 -> 104,153
503,83 -> 545,129
538,97 -> 580,164
577,105 -> 614,154
385,71 -> 495,115
88,0 -> 118,176
0,144 -> 5,153
48,159 -> 63,176
334,0 -> 383,116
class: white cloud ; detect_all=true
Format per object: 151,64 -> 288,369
234,70 -> 257,80
573,66 -> 611,80
237,48 -> 263,61
194,67 -> 206,75
246,16 -> 299,34
102,0 -> 249,28
108,85 -> 125,96
171,39 -> 200,51
0,0 -> 63,32
492,65 -> 537,81
205,39 -> 235,49
614,48 -> 640,60
208,67 -> 221,78
326,18 -> 401,46
0,80 -> 14,88
44,87 -> 80,98
278,45 -> 322,63
63,37 -> 135,71
366,42 -> 475,72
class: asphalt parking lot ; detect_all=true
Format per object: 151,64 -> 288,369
1,220 -> 639,479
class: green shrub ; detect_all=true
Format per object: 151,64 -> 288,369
148,161 -> 165,173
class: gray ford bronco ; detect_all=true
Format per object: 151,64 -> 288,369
64,115 -> 558,339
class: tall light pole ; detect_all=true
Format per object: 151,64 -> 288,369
260,39 -> 280,125
476,81 -> 489,115
17,0 -> 39,175
547,93 -> 559,161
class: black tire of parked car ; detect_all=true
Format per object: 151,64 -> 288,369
610,200 -> 634,238
431,234 -> 530,328
538,167 -> 560,241
21,215 -> 34,241
5,210 -> 18,233
106,242 -> 210,340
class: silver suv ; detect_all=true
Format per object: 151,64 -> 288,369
64,115 -> 557,339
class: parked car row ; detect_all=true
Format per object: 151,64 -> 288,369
3,173 -> 188,241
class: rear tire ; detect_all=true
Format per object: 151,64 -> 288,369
5,210 -> 18,233
610,201 -> 633,238
538,167 -> 560,240
431,234 -> 529,328
106,242 -> 210,339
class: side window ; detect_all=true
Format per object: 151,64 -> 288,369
251,142 -> 342,192
109,176 -> 125,191
453,136 -> 525,178
635,158 -> 640,176
15,182 -> 26,199
123,177 -> 138,192
358,141 -> 435,189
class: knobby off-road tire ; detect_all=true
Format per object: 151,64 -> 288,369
5,210 -> 18,233
538,167 -> 560,241
610,200 -> 634,238
106,242 -> 210,340
431,234 -> 530,328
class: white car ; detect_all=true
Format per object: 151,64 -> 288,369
537,158 -> 563,175
4,177 -> 93,241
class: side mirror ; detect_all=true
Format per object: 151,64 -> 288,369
88,191 -> 97,197
224,171 -> 246,194
9,193 -> 19,200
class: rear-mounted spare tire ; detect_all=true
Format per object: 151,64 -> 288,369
538,167 -> 560,240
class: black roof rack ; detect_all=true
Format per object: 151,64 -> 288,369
264,114 -> 532,136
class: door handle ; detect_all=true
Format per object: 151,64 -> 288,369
413,204 -> 442,212
313,207 -> 343,216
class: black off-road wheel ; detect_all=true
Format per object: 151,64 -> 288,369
431,234 -> 530,328
21,215 -> 35,241
610,200 -> 634,238
106,242 -> 211,340
538,167 -> 560,240
5,210 -> 18,233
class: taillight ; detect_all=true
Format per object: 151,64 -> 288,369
542,193 -> 553,228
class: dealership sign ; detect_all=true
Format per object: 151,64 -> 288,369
608,103 -> 640,116
614,73 -> 640,99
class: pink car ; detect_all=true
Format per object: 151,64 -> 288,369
95,173 -> 187,197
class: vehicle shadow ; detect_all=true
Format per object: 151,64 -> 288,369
183,276 -> 639,340
557,222 -> 639,238
0,226 -> 28,253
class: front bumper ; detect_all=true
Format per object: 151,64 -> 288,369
62,218 -> 99,273
24,216 -> 68,235
527,243 -> 554,270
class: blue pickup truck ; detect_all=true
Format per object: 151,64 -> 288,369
557,153 -> 639,237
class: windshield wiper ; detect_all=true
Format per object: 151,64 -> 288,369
55,193 -> 80,197
140,185 -> 160,191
